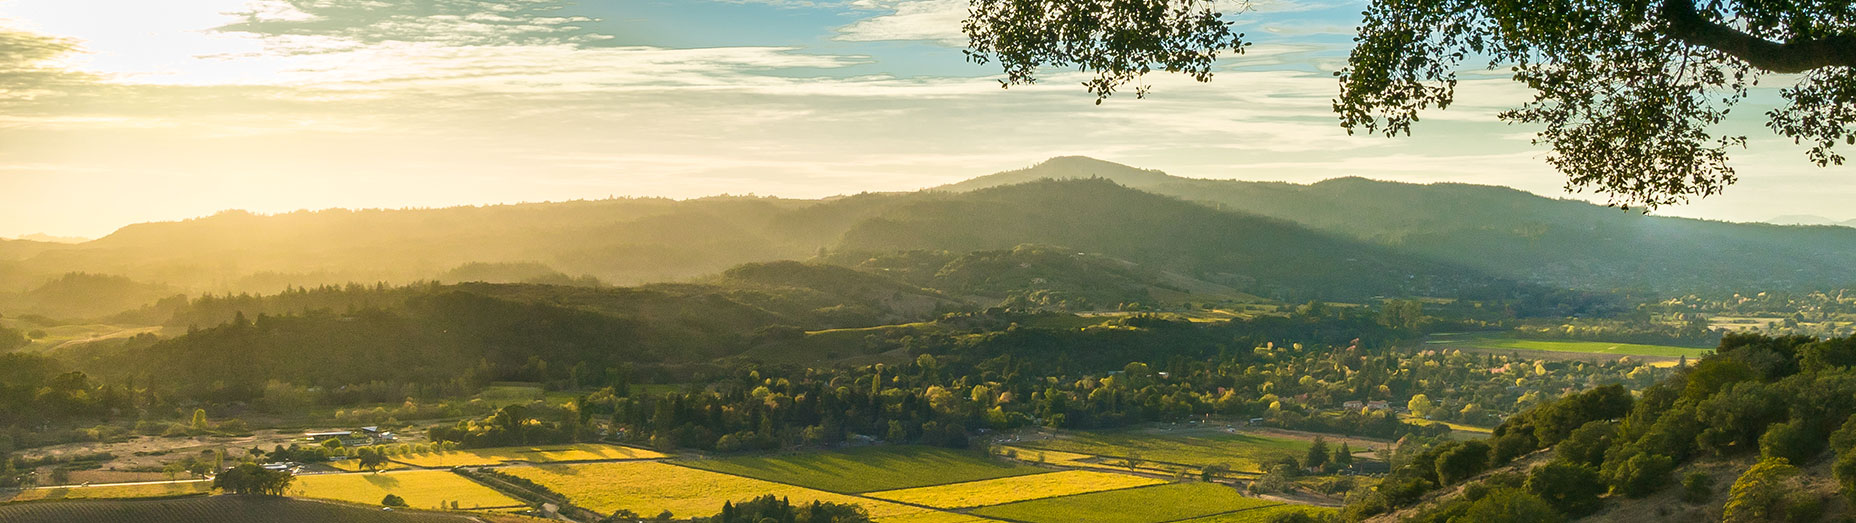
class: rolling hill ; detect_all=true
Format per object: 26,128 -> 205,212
940,156 -> 1856,293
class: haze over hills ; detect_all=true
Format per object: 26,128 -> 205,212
946,156 -> 1856,293
4,156 -> 1854,321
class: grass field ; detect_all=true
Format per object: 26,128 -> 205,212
500,461 -> 984,522
1426,332 -> 1711,359
0,480 -> 211,503
289,470 -> 524,510
678,446 -> 1046,493
1010,429 -> 1308,474
392,443 -> 664,467
969,483 -> 1278,523
0,496 -> 481,523
1174,504 -> 1338,523
866,470 -> 1164,509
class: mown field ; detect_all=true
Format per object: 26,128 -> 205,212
0,480 -> 211,503
500,461 -> 987,523
678,445 -> 1045,493
866,469 -> 1163,509
968,482 -> 1280,523
0,496 -> 486,523
1426,332 -> 1710,358
288,470 -> 524,510
1007,428 -> 1308,474
393,443 -> 664,467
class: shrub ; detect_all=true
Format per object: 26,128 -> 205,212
1759,419 -> 1823,464
1681,472 -> 1714,504
381,494 -> 407,507
1526,461 -> 1604,517
1434,441 -> 1491,485
1456,488 -> 1563,523
1605,450 -> 1675,498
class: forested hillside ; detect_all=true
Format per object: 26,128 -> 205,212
1343,333 -> 1856,522
945,157 -> 1856,293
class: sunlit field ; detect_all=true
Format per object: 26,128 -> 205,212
678,445 -> 1045,493
392,443 -> 664,468
0,480 -> 210,503
969,482 -> 1279,523
866,469 -> 1164,509
499,461 -> 982,522
288,470 -> 523,510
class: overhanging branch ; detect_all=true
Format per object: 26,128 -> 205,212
1661,0 -> 1856,73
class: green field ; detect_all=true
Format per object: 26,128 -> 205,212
1174,504 -> 1338,523
866,470 -> 1163,509
0,496 -> 484,523
1426,332 -> 1711,358
969,482 -> 1278,523
678,445 -> 1046,493
1011,428 -> 1308,474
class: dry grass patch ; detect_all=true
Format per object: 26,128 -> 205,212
867,470 -> 1164,509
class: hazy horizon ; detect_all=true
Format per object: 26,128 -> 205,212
7,156 -> 1853,242
3,0 -> 1849,239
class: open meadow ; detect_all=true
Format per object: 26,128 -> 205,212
392,443 -> 664,467
678,445 -> 1045,493
865,469 -> 1163,509
288,470 -> 524,510
968,482 -> 1281,523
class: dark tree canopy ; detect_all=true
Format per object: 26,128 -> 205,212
963,0 -> 1855,209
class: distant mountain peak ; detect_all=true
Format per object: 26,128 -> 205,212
935,156 -> 1182,192
1767,214 -> 1855,227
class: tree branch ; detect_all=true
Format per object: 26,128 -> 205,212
1660,0 -> 1856,73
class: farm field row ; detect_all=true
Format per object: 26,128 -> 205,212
677,445 -> 1045,493
866,469 -> 1164,508
392,443 -> 664,468
0,480 -> 211,503
288,469 -> 524,510
1425,332 -> 1710,359
969,482 -> 1285,523
1002,427 -> 1310,474
499,461 -> 987,523
503,444 -> 1326,523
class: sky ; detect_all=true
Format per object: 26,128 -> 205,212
0,0 -> 1849,239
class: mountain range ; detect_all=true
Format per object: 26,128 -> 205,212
4,156 -> 1854,319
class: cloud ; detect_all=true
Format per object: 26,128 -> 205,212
834,0 -> 966,43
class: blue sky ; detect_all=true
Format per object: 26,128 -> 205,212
0,0 -> 1845,238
